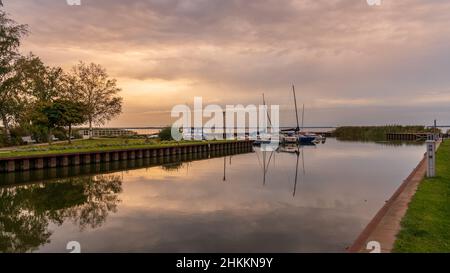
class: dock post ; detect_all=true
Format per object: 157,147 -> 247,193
49,157 -> 57,168
35,158 -> 44,169
61,156 -> 69,167
84,155 -> 91,164
7,160 -> 15,172
22,159 -> 30,171
95,154 -> 101,163
104,153 -> 110,162
71,155 -> 79,165
121,152 -> 128,160
427,140 -> 436,178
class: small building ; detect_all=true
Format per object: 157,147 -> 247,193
77,128 -> 138,139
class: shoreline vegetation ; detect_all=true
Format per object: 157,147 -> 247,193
393,140 -> 450,252
332,125 -> 440,142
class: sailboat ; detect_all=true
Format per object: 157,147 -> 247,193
281,85 -> 316,145
298,102 -> 318,145
254,93 -> 275,146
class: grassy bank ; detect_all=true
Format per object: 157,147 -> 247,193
393,140 -> 450,252
333,126 -> 438,142
0,138 -> 237,158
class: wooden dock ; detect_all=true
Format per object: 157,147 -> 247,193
386,133 -> 432,141
0,141 -> 253,173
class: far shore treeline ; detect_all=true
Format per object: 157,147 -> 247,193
0,7 -> 122,147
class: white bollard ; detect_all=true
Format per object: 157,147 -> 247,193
426,140 -> 436,178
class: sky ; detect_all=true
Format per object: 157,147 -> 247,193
3,0 -> 450,127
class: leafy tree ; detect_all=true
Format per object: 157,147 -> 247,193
15,55 -> 68,142
0,8 -> 28,141
29,99 -> 87,144
27,101 -> 53,143
15,54 -> 64,102
44,99 -> 87,144
158,126 -> 174,141
69,62 -> 122,139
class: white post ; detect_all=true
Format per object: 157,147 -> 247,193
426,140 -> 436,178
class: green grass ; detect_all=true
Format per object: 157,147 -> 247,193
393,140 -> 450,252
0,138 -> 238,158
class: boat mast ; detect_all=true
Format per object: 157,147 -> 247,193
301,104 -> 305,132
262,93 -> 272,132
293,148 -> 300,197
292,85 -> 300,132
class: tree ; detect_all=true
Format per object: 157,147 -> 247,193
0,9 -> 28,141
158,126 -> 174,141
15,55 -> 68,143
15,54 -> 64,102
45,99 -> 87,144
31,99 -> 87,144
27,101 -> 53,143
69,62 -> 122,139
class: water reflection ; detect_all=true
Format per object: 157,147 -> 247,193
0,139 -> 426,253
257,145 -> 308,197
0,147 -> 253,186
0,174 -> 122,253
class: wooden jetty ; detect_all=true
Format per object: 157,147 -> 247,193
386,133 -> 432,141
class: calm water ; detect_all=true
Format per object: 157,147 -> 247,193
0,139 -> 425,253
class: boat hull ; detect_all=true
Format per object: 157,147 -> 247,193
298,135 -> 316,144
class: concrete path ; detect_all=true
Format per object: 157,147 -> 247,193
0,139 -> 82,151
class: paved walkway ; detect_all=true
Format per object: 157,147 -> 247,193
0,139 -> 82,151
349,153 -> 428,253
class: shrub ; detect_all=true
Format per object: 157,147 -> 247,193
158,127 -> 174,141
53,128 -> 68,141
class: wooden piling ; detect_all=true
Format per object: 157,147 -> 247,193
7,160 -> 15,172
61,156 -> 69,167
22,159 -> 30,171
49,157 -> 57,168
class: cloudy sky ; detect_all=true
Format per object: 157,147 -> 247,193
4,0 -> 450,127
